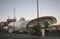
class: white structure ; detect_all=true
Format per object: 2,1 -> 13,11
8,20 -> 30,33
7,16 -> 57,34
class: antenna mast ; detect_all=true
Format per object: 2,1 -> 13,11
13,8 -> 16,21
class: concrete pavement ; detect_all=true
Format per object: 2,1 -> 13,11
0,32 -> 60,39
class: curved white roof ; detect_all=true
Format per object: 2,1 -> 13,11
8,20 -> 31,31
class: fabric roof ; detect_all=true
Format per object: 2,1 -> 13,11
8,20 -> 31,31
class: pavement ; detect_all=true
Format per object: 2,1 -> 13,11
0,32 -> 60,39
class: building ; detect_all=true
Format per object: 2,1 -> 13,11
7,16 -> 57,35
8,20 -> 30,33
48,24 -> 60,31
7,18 -> 16,25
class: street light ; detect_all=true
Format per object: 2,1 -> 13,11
36,0 -> 45,38
35,0 -> 41,36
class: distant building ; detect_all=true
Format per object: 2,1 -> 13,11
0,22 -> 7,31
7,18 -> 16,25
48,24 -> 60,31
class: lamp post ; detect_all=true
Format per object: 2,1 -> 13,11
36,0 -> 45,37
35,0 -> 41,36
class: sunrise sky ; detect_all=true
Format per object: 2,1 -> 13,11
0,0 -> 60,24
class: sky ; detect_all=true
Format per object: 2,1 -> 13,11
0,0 -> 60,23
